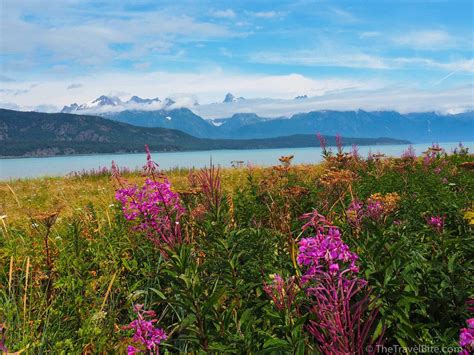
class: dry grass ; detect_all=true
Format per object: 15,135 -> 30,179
0,164 -> 325,226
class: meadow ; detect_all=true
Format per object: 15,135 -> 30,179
0,141 -> 473,354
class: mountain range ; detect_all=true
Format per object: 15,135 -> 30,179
0,109 -> 409,157
57,94 -> 474,143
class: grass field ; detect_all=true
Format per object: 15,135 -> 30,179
0,144 -> 473,354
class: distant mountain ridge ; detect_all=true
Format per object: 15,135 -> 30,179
0,109 -> 409,157
101,108 -> 474,143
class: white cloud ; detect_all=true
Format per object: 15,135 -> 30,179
1,3 -> 237,69
210,9 -> 236,18
0,70 -> 381,109
192,85 -> 474,118
3,70 -> 472,116
252,11 -> 283,19
393,30 -> 456,49
250,50 -> 474,72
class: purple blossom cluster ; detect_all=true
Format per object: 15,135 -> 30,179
114,146 -> 185,254
297,227 -> 359,284
459,318 -> 474,354
426,215 -> 445,234
116,178 -> 185,251
346,200 -> 364,229
401,145 -> 416,159
124,304 -> 167,354
366,200 -> 384,221
296,212 -> 381,353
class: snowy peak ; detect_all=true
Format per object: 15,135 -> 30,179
223,93 -> 244,103
89,95 -> 122,107
61,103 -> 80,113
61,95 -> 166,113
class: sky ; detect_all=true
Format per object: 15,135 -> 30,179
1,0 -> 473,114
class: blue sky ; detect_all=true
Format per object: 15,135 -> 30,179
1,0 -> 473,112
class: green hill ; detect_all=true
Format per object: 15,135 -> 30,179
0,109 -> 409,157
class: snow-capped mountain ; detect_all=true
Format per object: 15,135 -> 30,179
223,93 -> 245,103
61,95 -> 172,114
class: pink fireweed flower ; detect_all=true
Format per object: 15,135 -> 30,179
116,177 -> 185,253
426,215 -> 445,233
351,144 -> 360,159
263,274 -> 299,312
296,212 -> 383,353
459,319 -> 474,351
401,145 -> 416,159
366,200 -> 384,221
143,144 -> 159,175
316,132 -> 327,152
297,226 -> 359,284
124,304 -> 167,354
300,210 -> 334,234
346,200 -> 364,229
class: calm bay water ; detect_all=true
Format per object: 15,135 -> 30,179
1,142 -> 472,180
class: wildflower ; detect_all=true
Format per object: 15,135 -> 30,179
296,212 -> 383,353
426,215 -> 445,233
366,200 -> 384,221
459,318 -> 474,353
300,210 -> 334,234
365,193 -> 400,222
194,164 -> 223,214
346,200 -> 364,229
263,274 -> 299,312
115,149 -> 186,254
351,144 -> 360,160
143,144 -> 158,175
297,226 -> 359,284
316,132 -> 327,152
401,145 -> 416,159
124,304 -> 167,354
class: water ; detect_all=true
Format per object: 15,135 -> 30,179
0,142 -> 471,180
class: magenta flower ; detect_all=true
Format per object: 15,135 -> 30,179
124,304 -> 167,354
426,215 -> 445,233
351,144 -> 360,159
116,178 -> 185,252
300,210 -> 334,234
316,132 -> 327,152
346,200 -> 364,229
296,212 -> 383,353
297,226 -> 359,284
366,200 -> 384,221
401,145 -> 416,159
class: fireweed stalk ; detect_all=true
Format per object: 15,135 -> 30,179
124,304 -> 167,354
426,215 -> 445,234
114,146 -> 186,254
298,211 -> 383,353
